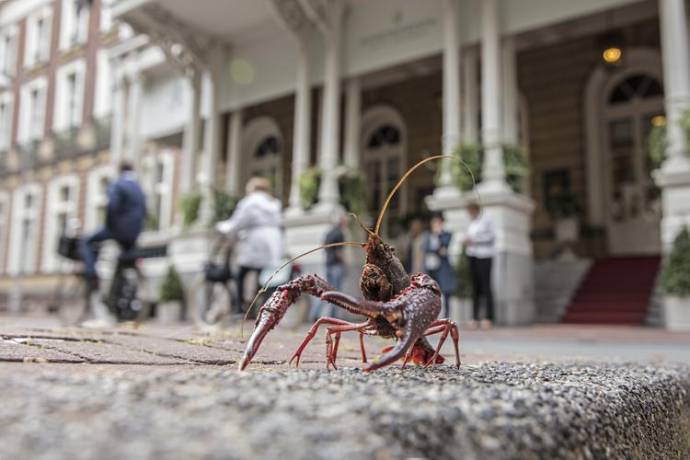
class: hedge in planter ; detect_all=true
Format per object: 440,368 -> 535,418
660,227 -> 690,297
298,166 -> 368,214
160,265 -> 185,304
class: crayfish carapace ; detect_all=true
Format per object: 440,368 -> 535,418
239,155 -> 471,372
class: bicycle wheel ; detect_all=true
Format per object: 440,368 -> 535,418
56,274 -> 89,326
109,266 -> 151,322
190,275 -> 233,329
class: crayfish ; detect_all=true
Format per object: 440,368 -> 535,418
239,155 -> 462,372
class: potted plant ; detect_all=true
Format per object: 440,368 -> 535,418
660,227 -> 690,331
209,187 -> 238,225
548,191 -> 581,244
298,167 -> 321,210
336,166 -> 368,216
158,265 -> 185,324
447,143 -> 528,194
179,192 -> 202,229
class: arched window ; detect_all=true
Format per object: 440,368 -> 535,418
361,106 -> 406,237
242,117 -> 283,200
608,73 -> 663,105
366,124 -> 401,149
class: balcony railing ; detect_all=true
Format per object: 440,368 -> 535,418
0,117 -> 113,174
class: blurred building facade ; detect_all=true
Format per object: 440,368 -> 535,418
1,0 -> 689,326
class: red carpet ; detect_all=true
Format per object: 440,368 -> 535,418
562,256 -> 661,325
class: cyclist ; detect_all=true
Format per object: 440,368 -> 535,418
79,161 -> 147,291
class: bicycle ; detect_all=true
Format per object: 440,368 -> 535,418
190,233 -> 304,330
52,234 -> 152,326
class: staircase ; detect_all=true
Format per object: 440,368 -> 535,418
562,256 -> 661,325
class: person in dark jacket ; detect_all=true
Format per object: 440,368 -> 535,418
423,212 -> 456,318
309,212 -> 348,321
80,161 -> 147,287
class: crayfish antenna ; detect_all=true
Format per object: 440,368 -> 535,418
241,241 -> 366,337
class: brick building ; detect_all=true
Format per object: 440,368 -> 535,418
2,0 -> 690,327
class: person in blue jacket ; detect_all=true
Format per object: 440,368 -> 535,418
423,212 -> 457,318
80,161 -> 146,289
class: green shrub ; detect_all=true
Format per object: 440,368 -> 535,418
299,167 -> 321,210
210,188 -> 238,225
145,212 -> 159,231
446,143 -> 528,194
179,192 -> 202,228
646,109 -> 690,168
159,265 -> 185,303
338,168 -> 367,216
660,227 -> 690,297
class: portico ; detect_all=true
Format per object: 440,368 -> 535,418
108,0 -> 690,326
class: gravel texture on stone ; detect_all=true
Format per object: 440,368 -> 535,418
1,362 -> 688,460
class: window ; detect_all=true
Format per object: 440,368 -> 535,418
20,77 -> 47,143
0,26 -> 18,77
0,193 -> 8,275
93,50 -> 112,118
60,0 -> 89,50
55,60 -> 85,131
242,117 -> 283,199
25,7 -> 52,67
8,185 -> 43,275
100,0 -> 115,32
141,151 -> 174,232
0,93 -> 12,152
42,176 -> 79,272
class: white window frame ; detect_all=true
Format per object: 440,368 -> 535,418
24,6 -> 52,68
93,49 -> 112,118
0,192 -> 9,276
42,174 -> 80,273
60,0 -> 89,50
54,59 -> 85,132
0,25 -> 18,78
8,183 -> 43,275
141,149 -> 175,234
85,164 -> 115,232
19,76 -> 47,143
0,92 -> 13,152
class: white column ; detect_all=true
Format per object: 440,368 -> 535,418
343,77 -> 361,170
479,0 -> 509,193
287,43 -> 312,213
125,72 -> 143,169
462,48 -> 479,143
225,109 -> 243,196
110,72 -> 127,165
199,69 -> 222,223
439,0 -> 461,188
316,5 -> 344,210
659,0 -> 690,172
180,71 -> 201,195
502,37 -> 519,146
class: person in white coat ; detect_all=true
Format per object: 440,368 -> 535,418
216,177 -> 284,311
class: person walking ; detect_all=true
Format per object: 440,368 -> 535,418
463,200 -> 495,330
309,212 -> 348,321
80,161 -> 147,289
423,212 -> 456,318
216,177 -> 283,312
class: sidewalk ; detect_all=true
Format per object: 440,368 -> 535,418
2,315 -> 689,367
1,315 -> 689,459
